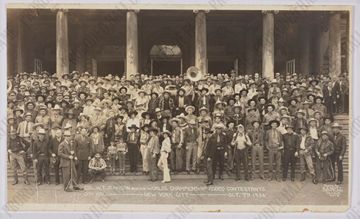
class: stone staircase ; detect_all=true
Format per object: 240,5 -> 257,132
7,114 -> 350,179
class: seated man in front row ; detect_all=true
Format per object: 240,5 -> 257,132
88,153 -> 107,183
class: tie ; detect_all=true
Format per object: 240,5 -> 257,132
25,122 -> 28,134
272,130 -> 276,139
217,134 -> 220,143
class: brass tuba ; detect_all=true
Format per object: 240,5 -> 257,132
186,66 -> 202,82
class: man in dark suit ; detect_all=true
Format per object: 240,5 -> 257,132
331,123 -> 347,185
204,124 -> 227,185
49,127 -> 63,185
74,127 -> 93,184
58,130 -> 83,192
282,125 -> 299,181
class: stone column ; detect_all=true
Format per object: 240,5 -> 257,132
56,9 -> 69,77
126,10 -> 139,79
195,10 -> 207,75
245,27 -> 255,75
328,12 -> 341,78
16,19 -> 24,73
262,11 -> 275,79
299,20 -> 310,75
75,26 -> 86,73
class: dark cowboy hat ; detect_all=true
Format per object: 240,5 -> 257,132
309,79 -> 319,85
151,91 -> 159,97
323,115 -> 334,122
128,124 -> 139,130
285,124 -> 294,130
314,96 -> 323,101
119,86 -> 128,92
257,96 -> 267,102
147,127 -> 159,134
226,120 -> 235,127
247,107 -> 257,113
307,93 -> 316,99
239,88 -> 249,95
141,124 -> 150,130
227,97 -> 236,104
288,98 -> 298,104
200,87 -> 209,93
141,111 -> 151,119
266,104 -> 276,110
91,125 -> 101,133
78,91 -> 88,98
115,115 -> 124,121
13,107 -> 24,114
247,98 -> 257,106
128,110 -> 138,116
268,120 -> 280,127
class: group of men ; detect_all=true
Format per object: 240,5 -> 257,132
7,70 -> 349,190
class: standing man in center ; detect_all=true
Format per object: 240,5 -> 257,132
265,120 -> 283,181
74,127 -> 93,184
183,120 -> 199,174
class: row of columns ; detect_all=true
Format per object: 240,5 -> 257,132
15,10 -> 344,79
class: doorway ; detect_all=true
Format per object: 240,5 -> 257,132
97,60 -> 125,77
150,44 -> 182,76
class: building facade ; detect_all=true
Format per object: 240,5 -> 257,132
7,9 -> 349,79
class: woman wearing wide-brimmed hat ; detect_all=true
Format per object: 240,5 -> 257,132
315,131 -> 335,183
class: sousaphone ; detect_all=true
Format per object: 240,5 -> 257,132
186,66 -> 202,82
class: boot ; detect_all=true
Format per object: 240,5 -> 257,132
300,173 -> 306,181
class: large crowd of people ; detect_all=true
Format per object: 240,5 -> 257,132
7,70 -> 349,191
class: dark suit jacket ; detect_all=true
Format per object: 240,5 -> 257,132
74,135 -> 93,160
332,133 -> 347,156
205,133 -> 227,159
58,140 -> 74,168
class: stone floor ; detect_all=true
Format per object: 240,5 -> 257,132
6,173 -> 349,212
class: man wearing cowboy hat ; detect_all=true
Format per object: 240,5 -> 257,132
296,126 -> 317,183
58,130 -> 83,192
31,128 -> 50,185
248,120 -> 265,180
74,126 -> 93,184
263,104 -> 280,128
231,124 -> 252,181
331,123 -> 347,185
88,153 -> 107,183
127,124 -> 140,172
17,112 -> 34,145
282,125 -> 299,181
183,119 -> 199,174
204,123 -> 227,184
265,120 -> 283,181
169,118 -> 184,173
8,130 -> 30,185
49,127 -> 63,185
185,105 -> 197,123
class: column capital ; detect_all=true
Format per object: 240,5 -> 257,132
261,10 -> 279,15
193,10 -> 210,14
127,9 -> 140,13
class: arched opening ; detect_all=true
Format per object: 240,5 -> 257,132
149,44 -> 182,76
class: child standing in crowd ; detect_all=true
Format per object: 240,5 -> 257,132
116,138 -> 128,175
107,141 -> 117,175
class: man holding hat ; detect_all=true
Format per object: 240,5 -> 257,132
248,120 -> 265,180
126,124 -> 140,172
74,127 -> 94,184
31,128 -> 50,185
170,118 -> 184,173
331,123 -> 347,184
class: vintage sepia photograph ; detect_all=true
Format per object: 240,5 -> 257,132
4,3 -> 352,212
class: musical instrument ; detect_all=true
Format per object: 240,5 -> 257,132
186,66 -> 202,82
